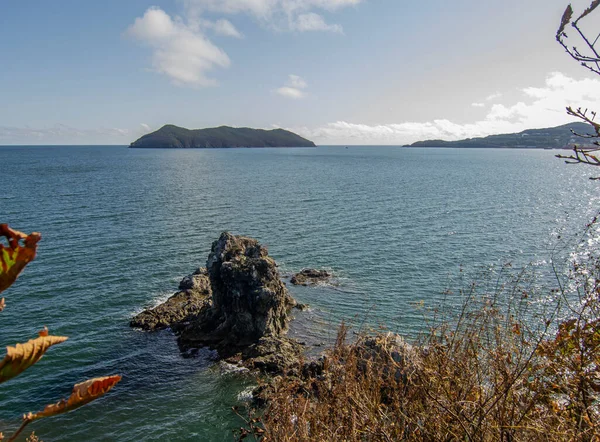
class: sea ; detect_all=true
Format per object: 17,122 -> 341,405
0,145 -> 598,441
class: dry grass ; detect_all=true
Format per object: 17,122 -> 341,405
238,254 -> 600,441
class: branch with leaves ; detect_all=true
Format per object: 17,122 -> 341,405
0,224 -> 121,441
8,376 -> 122,442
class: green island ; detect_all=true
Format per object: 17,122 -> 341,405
129,124 -> 316,148
406,122 -> 593,149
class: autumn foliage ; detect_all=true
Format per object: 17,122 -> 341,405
0,224 -> 120,441
27,375 -> 122,421
0,224 -> 41,298
241,259 -> 600,441
0,328 -> 68,383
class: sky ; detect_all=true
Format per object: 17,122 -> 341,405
1,0 -> 600,145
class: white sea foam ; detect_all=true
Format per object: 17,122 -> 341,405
237,386 -> 256,402
219,361 -> 250,376
129,290 -> 174,318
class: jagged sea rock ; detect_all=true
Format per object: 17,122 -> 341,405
130,268 -> 211,331
178,268 -> 212,292
178,232 -> 297,355
290,268 -> 331,286
132,232 -> 303,374
241,336 -> 304,374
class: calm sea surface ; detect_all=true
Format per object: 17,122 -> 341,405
0,146 -> 598,440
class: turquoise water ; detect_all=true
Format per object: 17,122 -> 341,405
0,146 -> 598,441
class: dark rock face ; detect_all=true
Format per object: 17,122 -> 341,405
290,268 -> 331,286
130,268 -> 211,331
131,232 -> 302,374
251,333 -> 418,405
178,232 -> 296,354
241,336 -> 304,374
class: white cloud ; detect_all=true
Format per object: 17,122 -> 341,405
183,0 -> 277,17
203,18 -> 244,38
184,0 -> 361,15
276,74 -> 308,99
140,123 -> 152,132
127,1 -> 356,86
276,86 -> 305,99
183,0 -> 359,32
128,7 -> 176,41
486,92 -> 502,101
292,72 -> 600,144
127,7 -> 230,86
291,12 -> 343,33
288,74 -> 307,89
471,102 -> 485,108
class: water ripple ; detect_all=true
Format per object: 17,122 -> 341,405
0,146 -> 597,440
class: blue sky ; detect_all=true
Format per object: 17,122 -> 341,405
1,0 -> 599,144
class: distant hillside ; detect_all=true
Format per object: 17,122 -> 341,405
406,122 -> 594,149
129,125 -> 316,148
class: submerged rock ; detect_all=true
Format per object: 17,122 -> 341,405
130,268 -> 211,331
290,268 -> 331,286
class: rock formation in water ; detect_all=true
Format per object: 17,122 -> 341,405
130,268 -> 211,331
178,232 -> 297,350
290,268 -> 332,286
131,232 -> 302,373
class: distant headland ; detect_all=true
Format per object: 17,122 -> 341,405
405,122 -> 593,149
129,125 -> 316,148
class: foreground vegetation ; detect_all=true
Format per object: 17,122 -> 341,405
238,228 -> 599,441
0,224 -> 120,441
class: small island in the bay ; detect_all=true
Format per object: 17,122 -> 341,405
406,122 -> 593,149
130,124 -> 316,148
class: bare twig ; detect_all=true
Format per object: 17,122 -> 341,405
7,417 -> 31,442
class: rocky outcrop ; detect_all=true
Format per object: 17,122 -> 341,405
290,268 -> 331,286
178,233 -> 297,357
252,332 -> 419,405
132,232 -> 302,374
130,268 -> 212,331
241,336 -> 304,373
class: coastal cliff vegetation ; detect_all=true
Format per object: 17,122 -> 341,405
407,122 -> 592,149
239,246 -> 600,441
129,125 -> 316,149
